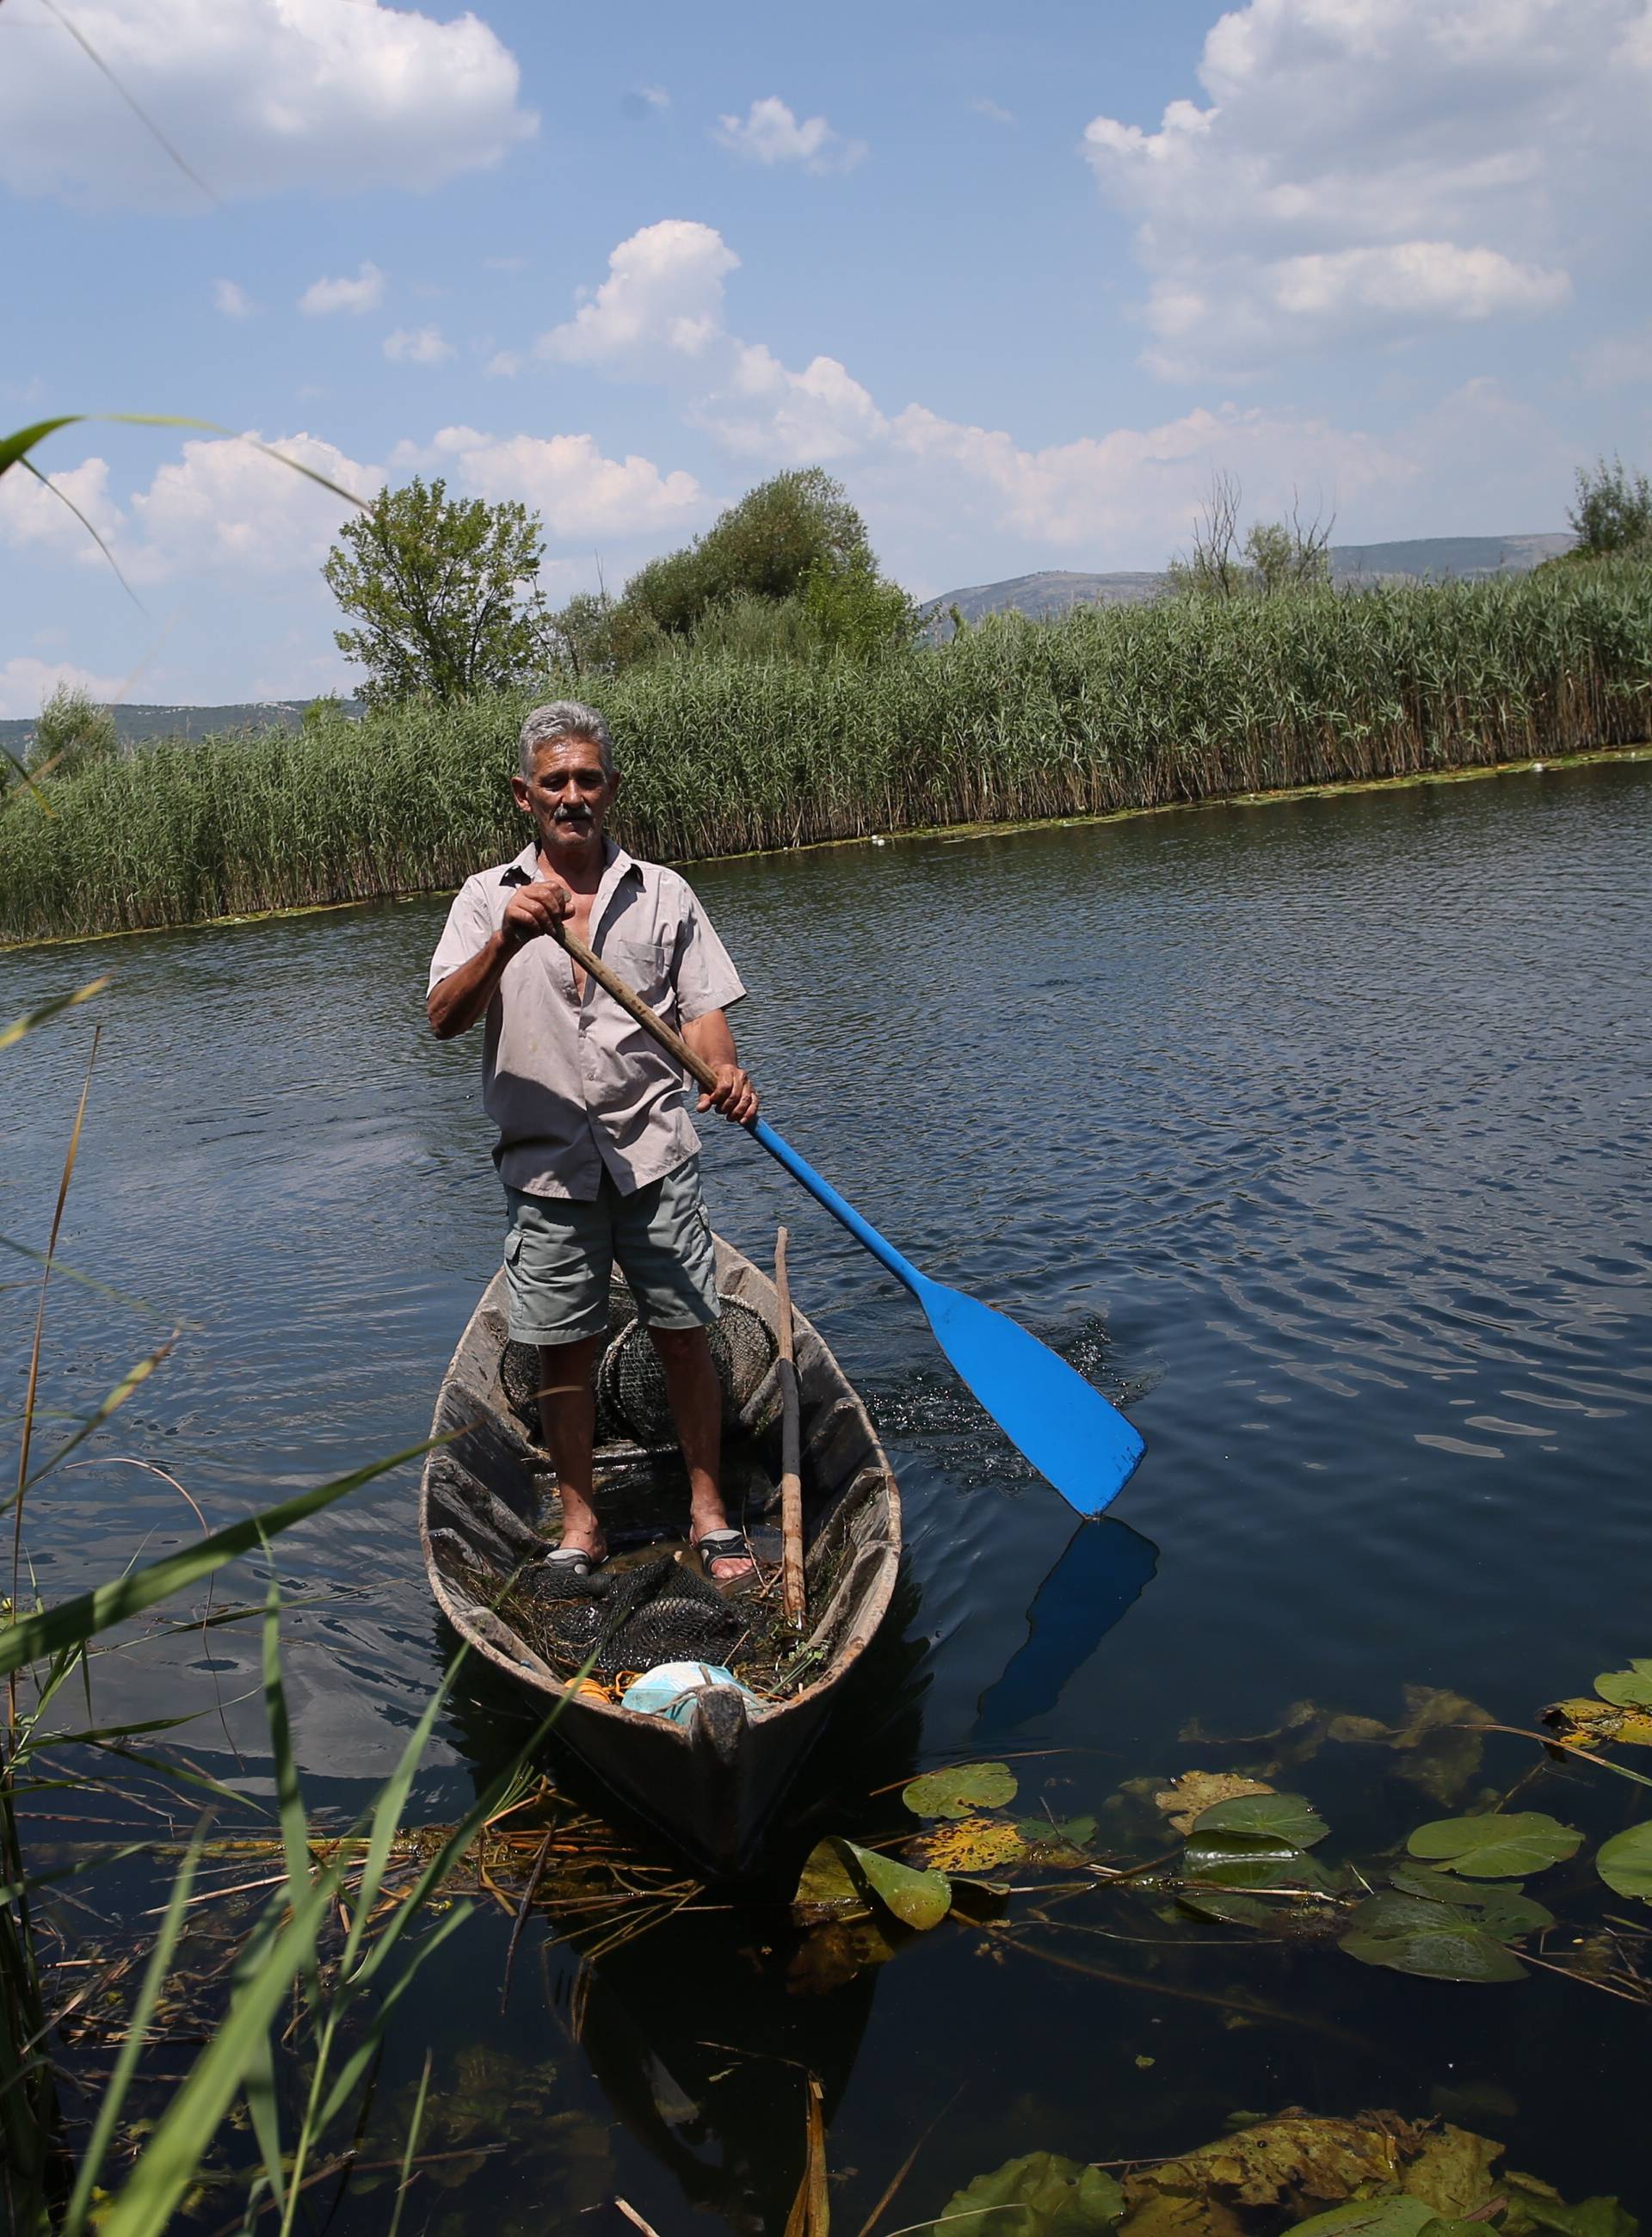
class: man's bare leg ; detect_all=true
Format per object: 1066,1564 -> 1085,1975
649,1323 -> 754,1581
536,1334 -> 607,1561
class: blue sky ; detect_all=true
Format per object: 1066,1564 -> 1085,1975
3,0 -> 1649,712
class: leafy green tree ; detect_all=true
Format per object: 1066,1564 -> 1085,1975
323,478 -> 547,705
619,468 -> 895,642
803,552 -> 921,656
1168,472 -> 1333,599
1569,455 -> 1652,558
28,683 -> 118,778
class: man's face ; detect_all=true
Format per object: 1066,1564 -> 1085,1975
513,736 -> 618,863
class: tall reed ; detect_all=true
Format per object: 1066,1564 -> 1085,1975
3,564 -> 1650,946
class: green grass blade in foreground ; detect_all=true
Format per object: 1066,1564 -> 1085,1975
262,1575 -> 312,1923
0,1436 -> 444,1677
96,1862 -> 346,2237
61,1821 -> 208,2237
8,1337 -> 176,1509
0,979 -> 109,1053
2,418 -> 367,514
338,1657 -> 462,1978
388,2051 -> 434,2237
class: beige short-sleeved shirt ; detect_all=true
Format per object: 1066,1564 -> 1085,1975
428,839 -> 746,1200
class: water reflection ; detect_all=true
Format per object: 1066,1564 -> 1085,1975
973,1517 -> 1159,1738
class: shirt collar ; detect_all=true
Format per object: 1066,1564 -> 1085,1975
497,837 -> 640,908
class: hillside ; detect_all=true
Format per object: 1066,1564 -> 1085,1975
0,698 -> 361,755
924,533 -> 1577,636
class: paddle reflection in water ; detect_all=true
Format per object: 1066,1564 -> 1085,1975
973,1517 -> 1159,1739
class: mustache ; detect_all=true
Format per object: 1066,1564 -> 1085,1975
552,804 -> 592,822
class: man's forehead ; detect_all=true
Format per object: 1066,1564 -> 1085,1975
529,736 -> 607,772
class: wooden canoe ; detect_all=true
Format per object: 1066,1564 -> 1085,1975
418,1235 -> 901,1880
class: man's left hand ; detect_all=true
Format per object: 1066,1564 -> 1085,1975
698,1063 -> 759,1125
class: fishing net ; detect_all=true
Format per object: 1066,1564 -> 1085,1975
510,1551 -> 748,1681
500,1287 -> 777,1451
599,1297 -> 777,1445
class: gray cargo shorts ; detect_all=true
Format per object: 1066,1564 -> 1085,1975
502,1155 -> 719,1347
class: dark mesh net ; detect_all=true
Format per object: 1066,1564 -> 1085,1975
500,1280 -> 638,1445
511,1551 -> 747,1680
599,1297 -> 777,1445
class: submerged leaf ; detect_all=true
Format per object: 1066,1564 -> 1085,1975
902,1761 -> 1018,1819
925,2150 -> 1124,2237
1407,1813 -> 1581,1878
788,1915 -> 899,1994
1193,1792 -> 1329,1849
1593,1660 -> 1652,1711
1182,1832 -> 1327,1890
1176,1890 -> 1280,1928
1339,1893 -> 1525,1982
1155,1772 -> 1273,1835
1387,1686 -> 1493,1806
1593,1821 -> 1652,1902
1505,2182 -> 1639,2237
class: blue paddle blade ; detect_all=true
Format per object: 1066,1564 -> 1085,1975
914,1274 -> 1145,1516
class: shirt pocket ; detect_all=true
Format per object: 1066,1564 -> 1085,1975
601,933 -> 673,1009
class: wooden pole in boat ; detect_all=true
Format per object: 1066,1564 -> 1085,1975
774,1227 -> 806,1629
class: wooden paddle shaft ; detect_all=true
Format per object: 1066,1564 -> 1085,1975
548,920 -> 726,1098
774,1226 -> 806,1628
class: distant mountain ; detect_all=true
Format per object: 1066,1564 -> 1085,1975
0,698 -> 361,755
923,533 -> 1577,638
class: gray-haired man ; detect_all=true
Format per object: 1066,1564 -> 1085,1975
427,701 -> 759,1581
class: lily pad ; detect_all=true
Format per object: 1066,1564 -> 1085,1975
1155,1771 -> 1273,1835
1339,1892 -> 1526,1982
842,1838 -> 952,1930
1017,1815 -> 1097,1851
926,2151 -> 1124,2237
1593,1821 -> 1652,1902
902,1761 -> 1018,1819
792,1839 -> 869,1925
1193,1791 -> 1329,1849
1407,1812 -> 1581,1878
1544,1697 -> 1652,1750
1593,1659 -> 1652,1710
1388,1866 -> 1552,1938
1182,1831 -> 1328,1890
912,1815 -> 1028,1875
793,1836 -> 951,1930
1293,2201 -> 1439,2237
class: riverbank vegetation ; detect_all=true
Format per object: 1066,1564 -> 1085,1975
3,555 -> 1650,945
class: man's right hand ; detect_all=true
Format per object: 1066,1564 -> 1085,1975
502,874 -> 575,950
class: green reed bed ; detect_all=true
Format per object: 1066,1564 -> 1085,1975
5,564 -> 1651,945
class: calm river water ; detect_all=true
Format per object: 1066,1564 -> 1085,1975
4,755 -> 1651,2234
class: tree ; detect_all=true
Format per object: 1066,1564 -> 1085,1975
323,478 -> 547,706
614,468 -> 898,644
28,683 -> 118,778
1568,455 -> 1652,558
1167,473 -> 1334,599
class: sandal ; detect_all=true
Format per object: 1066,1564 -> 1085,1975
545,1542 -> 607,1577
691,1527 -> 756,1585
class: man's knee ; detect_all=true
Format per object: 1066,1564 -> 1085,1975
646,1322 -> 710,1364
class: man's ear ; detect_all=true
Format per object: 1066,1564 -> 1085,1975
510,773 -> 531,812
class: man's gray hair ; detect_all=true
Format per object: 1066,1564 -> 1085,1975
518,700 -> 614,780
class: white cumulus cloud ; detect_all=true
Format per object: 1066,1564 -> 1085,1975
300,262 -> 387,317
383,325 -> 455,366
0,457 -> 123,558
539,220 -> 739,371
122,432 -> 380,582
0,0 -> 537,210
213,278 -> 259,318
695,345 -> 888,463
712,96 -> 866,174
392,428 -> 706,540
1082,0 -> 1650,376
0,657 -> 131,722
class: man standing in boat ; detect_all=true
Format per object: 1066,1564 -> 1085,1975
427,699 -> 759,1584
